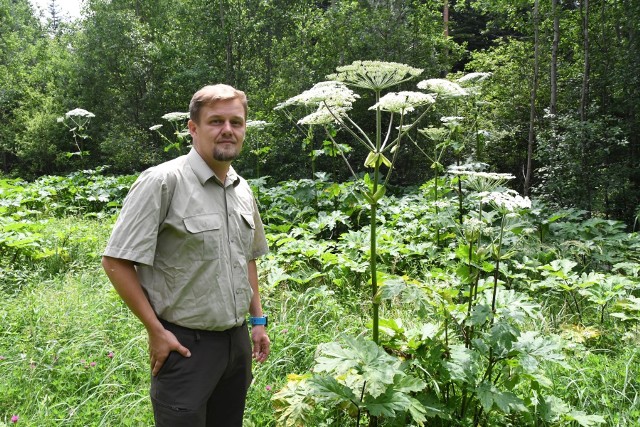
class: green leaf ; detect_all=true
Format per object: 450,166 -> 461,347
314,337 -> 399,398
494,390 -> 526,414
566,411 -> 607,426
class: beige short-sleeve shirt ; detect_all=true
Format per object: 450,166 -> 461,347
103,148 -> 269,330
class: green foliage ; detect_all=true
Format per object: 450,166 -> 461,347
1,171 -> 640,425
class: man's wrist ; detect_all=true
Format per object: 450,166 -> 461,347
249,315 -> 268,327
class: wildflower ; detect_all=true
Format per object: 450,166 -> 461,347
246,120 -> 271,130
448,166 -> 515,193
441,116 -> 464,124
457,72 -> 492,84
161,112 -> 190,122
0,355 -> 5,360
107,351 -> 114,359
149,124 -> 163,131
417,78 -> 468,98
298,105 -> 350,125
328,60 -> 423,91
368,91 -> 435,113
11,414 -> 19,423
276,81 -> 359,110
90,361 -> 97,367
265,385 -> 273,392
65,108 -> 95,119
481,190 -> 531,212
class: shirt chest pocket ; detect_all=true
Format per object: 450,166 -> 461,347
238,211 -> 256,255
183,213 -> 223,260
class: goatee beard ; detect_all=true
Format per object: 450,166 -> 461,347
213,147 -> 239,162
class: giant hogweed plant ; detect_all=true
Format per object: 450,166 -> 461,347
372,170 -> 607,426
274,60 -> 440,426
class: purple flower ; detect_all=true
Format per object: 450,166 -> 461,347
90,362 -> 96,367
11,414 -> 19,423
107,351 -> 114,359
265,385 -> 272,392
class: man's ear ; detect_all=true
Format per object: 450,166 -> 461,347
188,119 -> 197,138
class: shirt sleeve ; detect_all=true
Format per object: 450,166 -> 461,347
250,196 -> 269,260
103,169 -> 172,266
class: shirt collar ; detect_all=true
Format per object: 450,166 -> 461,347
187,148 -> 240,187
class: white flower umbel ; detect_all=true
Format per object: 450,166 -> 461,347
149,124 -> 163,131
275,81 -> 359,110
65,108 -> 95,119
448,167 -> 515,193
246,120 -> 271,130
161,112 -> 190,122
441,116 -> 464,124
328,60 -> 423,91
481,189 -> 532,212
298,105 -> 350,125
457,72 -> 492,84
417,78 -> 468,98
369,91 -> 435,113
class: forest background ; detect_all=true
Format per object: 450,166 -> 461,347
2,0 -> 640,426
2,0 -> 639,225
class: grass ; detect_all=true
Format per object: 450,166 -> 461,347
0,218 -> 365,426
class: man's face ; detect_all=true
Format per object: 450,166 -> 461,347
188,98 -> 246,168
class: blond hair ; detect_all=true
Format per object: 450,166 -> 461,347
189,84 -> 248,123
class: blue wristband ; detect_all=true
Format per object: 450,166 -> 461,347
250,316 -> 268,327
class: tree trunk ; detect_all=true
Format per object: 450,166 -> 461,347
580,0 -> 591,214
550,0 -> 559,117
524,0 -> 540,197
443,0 -> 449,37
219,0 -> 234,84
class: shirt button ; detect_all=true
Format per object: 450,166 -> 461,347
235,289 -> 242,294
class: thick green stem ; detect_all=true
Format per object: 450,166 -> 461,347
371,90 -> 382,346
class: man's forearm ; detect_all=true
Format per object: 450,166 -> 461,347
247,259 -> 264,317
101,256 -> 164,334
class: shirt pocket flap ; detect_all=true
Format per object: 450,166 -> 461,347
183,213 -> 222,233
240,212 -> 255,229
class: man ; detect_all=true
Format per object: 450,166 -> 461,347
102,84 -> 270,426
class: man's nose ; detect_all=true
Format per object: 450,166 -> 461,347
221,121 -> 233,133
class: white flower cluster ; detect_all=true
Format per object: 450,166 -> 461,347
149,124 -> 163,131
246,120 -> 271,130
448,167 -> 514,181
275,81 -> 359,110
481,190 -> 532,212
65,108 -> 95,119
417,78 -> 468,98
457,72 -> 492,84
441,116 -> 464,124
368,91 -> 435,113
161,112 -> 190,122
299,105 -> 351,125
328,60 -> 423,91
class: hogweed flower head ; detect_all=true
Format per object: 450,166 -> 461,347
457,72 -> 492,84
328,60 -> 423,91
162,112 -> 190,122
418,126 -> 448,142
481,189 -> 531,212
149,124 -> 163,131
246,120 -> 271,130
298,105 -> 350,125
417,78 -> 468,98
448,166 -> 515,193
369,91 -> 435,113
65,108 -> 95,119
275,81 -> 358,110
441,116 -> 464,124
